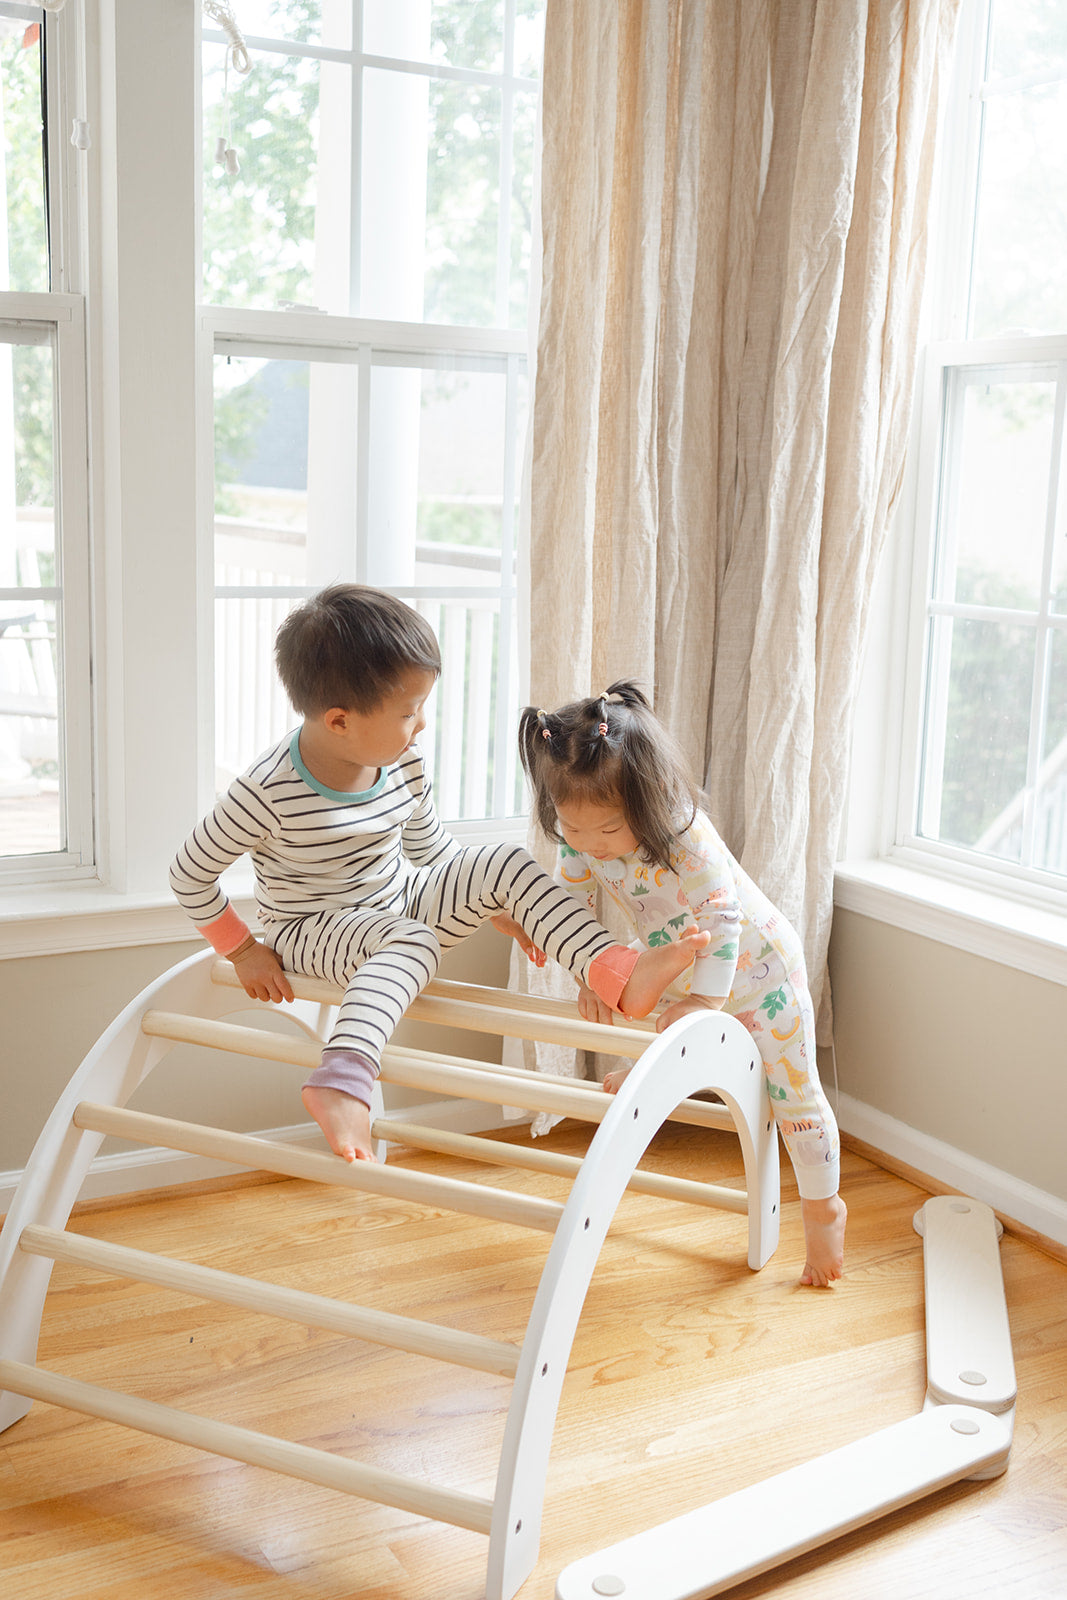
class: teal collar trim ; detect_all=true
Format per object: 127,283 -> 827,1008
289,729 -> 390,802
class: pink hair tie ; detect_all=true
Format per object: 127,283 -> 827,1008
542,727 -> 551,740
597,722 -> 608,736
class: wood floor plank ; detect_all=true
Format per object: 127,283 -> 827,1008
1,1124 -> 1064,1599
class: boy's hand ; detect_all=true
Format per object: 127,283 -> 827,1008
231,940 -> 294,1004
655,994 -> 724,1032
490,912 -> 547,967
577,982 -> 615,1026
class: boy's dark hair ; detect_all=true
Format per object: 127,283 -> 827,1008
518,680 -> 701,872
275,584 -> 441,715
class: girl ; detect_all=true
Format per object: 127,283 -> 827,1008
518,681 -> 846,1288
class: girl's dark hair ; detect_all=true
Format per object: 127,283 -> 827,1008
275,584 -> 441,715
518,680 -> 700,871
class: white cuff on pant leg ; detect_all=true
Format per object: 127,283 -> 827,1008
794,1159 -> 842,1202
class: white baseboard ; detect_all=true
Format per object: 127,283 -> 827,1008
837,1092 -> 1067,1249
0,1097 -> 526,1217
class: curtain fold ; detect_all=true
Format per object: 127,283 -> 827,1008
522,0 -> 960,1045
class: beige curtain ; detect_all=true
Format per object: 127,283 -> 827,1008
523,0 -> 960,1043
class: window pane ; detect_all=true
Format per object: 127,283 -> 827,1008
366,1 -> 503,73
509,87 -> 539,326
988,0 -> 1067,81
425,77 -> 502,325
215,353 -> 370,588
939,374 -> 1055,611
214,350 -> 523,817
222,0 -> 340,48
1054,456 -> 1067,615
202,42 -> 322,309
1038,628 -> 1067,873
215,594 -> 299,790
514,0 -> 546,80
417,366 -> 512,557
361,67 -> 508,326
361,66 -> 537,329
0,329 -> 60,856
1,18 -> 48,293
920,616 -> 1035,859
418,595 -> 520,818
971,80 -> 1067,337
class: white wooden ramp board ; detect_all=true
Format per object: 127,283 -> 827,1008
914,1196 -> 1016,1417
558,1191 -> 1017,1599
554,1405 -> 1013,1600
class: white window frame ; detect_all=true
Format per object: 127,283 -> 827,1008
0,295 -> 92,884
897,338 -> 1067,900
198,4 -> 543,832
0,0 -> 94,887
836,0 -> 1067,986
200,3 -> 540,329
198,306 -> 529,828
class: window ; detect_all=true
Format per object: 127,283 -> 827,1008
200,0 -> 544,824
0,4 -> 91,878
902,0 -> 1067,891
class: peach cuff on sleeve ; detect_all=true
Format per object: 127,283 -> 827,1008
201,904 -> 252,956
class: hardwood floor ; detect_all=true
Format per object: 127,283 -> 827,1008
1,1122 -> 1065,1599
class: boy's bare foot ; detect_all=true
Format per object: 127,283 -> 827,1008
799,1194 -> 847,1287
302,1083 -> 377,1163
618,928 -> 711,1018
602,1066 -> 631,1095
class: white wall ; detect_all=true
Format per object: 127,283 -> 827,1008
0,923 -> 512,1203
829,909 -> 1067,1231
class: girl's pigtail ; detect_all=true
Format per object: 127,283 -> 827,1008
517,705 -> 544,779
604,678 -> 650,711
518,703 -> 561,842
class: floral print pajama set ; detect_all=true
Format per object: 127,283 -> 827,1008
559,811 -> 841,1201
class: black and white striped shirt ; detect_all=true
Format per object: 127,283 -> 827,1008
170,732 -> 459,942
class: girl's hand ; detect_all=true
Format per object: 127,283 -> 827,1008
577,982 -> 615,1026
490,912 -> 547,966
231,941 -> 294,1004
655,994 -> 724,1033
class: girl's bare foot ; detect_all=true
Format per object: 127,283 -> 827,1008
602,1066 -> 631,1095
302,1083 -> 377,1163
618,928 -> 711,1018
799,1194 -> 847,1287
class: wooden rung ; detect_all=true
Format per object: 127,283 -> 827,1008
71,1103 -> 563,1235
554,1406 -> 1014,1600
379,1047 -> 736,1134
18,1224 -> 520,1377
428,976 -> 660,1031
209,960 -> 656,1057
382,1042 -> 734,1131
211,959 -> 660,1033
143,1009 -> 321,1068
374,1119 -> 749,1215
0,1359 -> 494,1534
138,1010 -> 736,1133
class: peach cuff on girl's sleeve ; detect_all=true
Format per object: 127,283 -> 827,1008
201,904 -> 252,956
587,944 -> 640,1012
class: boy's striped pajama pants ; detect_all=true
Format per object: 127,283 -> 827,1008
266,843 -> 617,1077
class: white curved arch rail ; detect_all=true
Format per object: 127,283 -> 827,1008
0,946 -> 779,1600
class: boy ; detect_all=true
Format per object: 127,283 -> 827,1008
171,585 -> 708,1163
